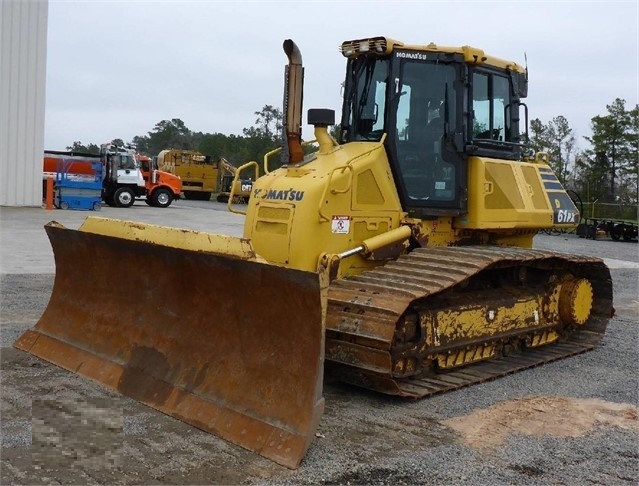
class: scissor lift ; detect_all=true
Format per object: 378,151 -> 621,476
54,158 -> 103,211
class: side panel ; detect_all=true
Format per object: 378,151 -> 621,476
458,157 -> 578,229
245,142 -> 404,275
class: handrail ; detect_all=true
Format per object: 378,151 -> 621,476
263,147 -> 282,175
317,164 -> 353,222
263,139 -> 319,174
317,135 -> 386,222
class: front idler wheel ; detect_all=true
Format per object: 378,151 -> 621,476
558,278 -> 594,326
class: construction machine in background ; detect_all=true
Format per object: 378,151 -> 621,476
16,38 -> 613,469
42,148 -> 182,209
101,144 -> 182,208
156,149 -> 254,203
216,157 -> 254,203
156,149 -> 218,201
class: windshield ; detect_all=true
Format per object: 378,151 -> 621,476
110,154 -> 138,170
341,57 -> 389,142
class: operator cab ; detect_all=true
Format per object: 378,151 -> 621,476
339,37 -> 528,218
100,144 -> 144,187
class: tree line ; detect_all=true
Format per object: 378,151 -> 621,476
67,104 -> 284,169
68,98 -> 638,206
529,98 -> 637,206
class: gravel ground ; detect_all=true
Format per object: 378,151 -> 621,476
1,231 -> 637,485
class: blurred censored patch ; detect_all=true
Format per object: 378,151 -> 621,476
32,398 -> 123,471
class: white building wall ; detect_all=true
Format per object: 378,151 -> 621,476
0,0 -> 48,206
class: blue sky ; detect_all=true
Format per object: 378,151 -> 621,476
44,0 -> 638,153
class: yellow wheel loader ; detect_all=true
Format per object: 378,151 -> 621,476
15,37 -> 613,469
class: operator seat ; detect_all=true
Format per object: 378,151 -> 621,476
401,99 -> 446,200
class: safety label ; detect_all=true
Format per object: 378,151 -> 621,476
332,216 -> 350,234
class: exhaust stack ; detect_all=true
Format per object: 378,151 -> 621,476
282,39 -> 304,165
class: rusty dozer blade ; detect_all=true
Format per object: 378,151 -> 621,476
14,218 -> 325,469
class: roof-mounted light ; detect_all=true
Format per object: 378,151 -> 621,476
340,36 -> 398,58
342,47 -> 355,57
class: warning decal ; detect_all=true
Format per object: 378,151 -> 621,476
331,216 -> 350,234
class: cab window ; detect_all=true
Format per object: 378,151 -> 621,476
472,72 -> 511,142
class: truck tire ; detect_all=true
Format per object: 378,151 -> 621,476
611,224 -> 623,241
114,187 -> 135,208
103,193 -> 115,206
152,188 -> 172,208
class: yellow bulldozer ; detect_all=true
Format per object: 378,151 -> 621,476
15,37 -> 613,469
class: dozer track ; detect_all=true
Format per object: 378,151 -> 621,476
325,246 -> 613,397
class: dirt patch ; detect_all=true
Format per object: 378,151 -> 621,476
444,395 -> 639,451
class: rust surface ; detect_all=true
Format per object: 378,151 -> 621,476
14,223 -> 325,469
326,246 -> 613,397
